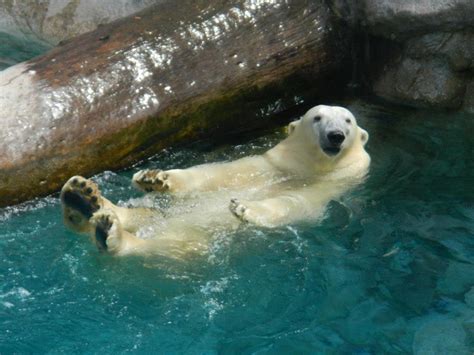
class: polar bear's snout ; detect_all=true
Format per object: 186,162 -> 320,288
322,129 -> 346,156
327,130 -> 345,145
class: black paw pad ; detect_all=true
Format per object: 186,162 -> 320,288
61,191 -> 99,218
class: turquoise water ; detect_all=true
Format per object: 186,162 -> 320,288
0,100 -> 473,353
0,32 -> 50,70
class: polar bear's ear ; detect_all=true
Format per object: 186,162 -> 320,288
359,128 -> 369,146
287,120 -> 299,135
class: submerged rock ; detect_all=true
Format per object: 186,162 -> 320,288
413,317 -> 469,355
0,0 -> 350,206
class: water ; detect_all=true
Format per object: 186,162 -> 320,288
1,35 -> 474,353
0,99 -> 472,353
0,32 -> 50,70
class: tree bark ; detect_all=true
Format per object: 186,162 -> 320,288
0,0 -> 350,207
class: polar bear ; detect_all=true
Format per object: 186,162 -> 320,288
61,105 -> 370,257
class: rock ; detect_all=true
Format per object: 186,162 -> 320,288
336,298 -> 406,347
0,0 -> 164,44
405,32 -> 474,72
438,261 -> 474,296
372,31 -> 473,109
0,0 -> 350,207
465,287 -> 474,308
463,80 -> 474,113
373,57 -> 465,109
331,0 -> 474,40
413,317 -> 469,355
330,0 -> 474,110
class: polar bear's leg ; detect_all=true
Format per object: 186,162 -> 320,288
91,210 -> 209,257
61,176 -> 155,234
133,156 -> 276,194
229,198 -> 293,227
229,186 -> 335,227
230,196 -> 311,227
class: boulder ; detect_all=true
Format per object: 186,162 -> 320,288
373,57 -> 466,109
464,80 -> 474,113
330,0 -> 474,110
0,0 -> 350,206
405,32 -> 474,72
331,0 -> 474,40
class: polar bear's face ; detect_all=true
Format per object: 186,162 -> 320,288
302,105 -> 368,157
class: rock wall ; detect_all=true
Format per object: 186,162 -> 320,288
331,0 -> 474,111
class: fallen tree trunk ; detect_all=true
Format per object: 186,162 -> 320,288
0,0 -> 350,207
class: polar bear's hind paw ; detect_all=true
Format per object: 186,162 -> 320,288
61,176 -> 102,219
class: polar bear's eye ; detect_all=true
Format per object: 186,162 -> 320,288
345,118 -> 351,124
313,116 -> 321,122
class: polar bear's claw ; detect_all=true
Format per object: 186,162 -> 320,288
229,198 -> 248,222
93,213 -> 112,251
132,169 -> 170,192
61,176 -> 102,220
90,210 -> 122,253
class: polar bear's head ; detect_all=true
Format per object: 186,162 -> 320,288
297,105 -> 369,157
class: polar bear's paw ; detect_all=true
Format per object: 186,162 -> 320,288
90,210 -> 122,253
61,176 -> 103,231
229,198 -> 251,223
132,169 -> 171,192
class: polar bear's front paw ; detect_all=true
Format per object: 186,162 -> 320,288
90,210 -> 122,254
132,169 -> 171,192
229,198 -> 251,223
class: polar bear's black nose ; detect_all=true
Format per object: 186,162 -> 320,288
327,130 -> 345,145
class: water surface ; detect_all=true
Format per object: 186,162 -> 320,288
0,32 -> 50,70
0,100 -> 473,353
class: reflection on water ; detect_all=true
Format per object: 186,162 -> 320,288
0,100 -> 473,353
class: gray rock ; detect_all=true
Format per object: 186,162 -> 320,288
373,57 -> 465,109
330,0 -> 474,110
0,0 -> 164,44
406,32 -> 474,72
331,0 -> 474,40
463,80 -> 474,113
372,31 -> 474,109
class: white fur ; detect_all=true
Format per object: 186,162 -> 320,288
63,105 -> 370,257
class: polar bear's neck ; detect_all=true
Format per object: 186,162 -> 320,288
264,123 -> 370,180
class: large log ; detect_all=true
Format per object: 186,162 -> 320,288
0,0 -> 350,207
